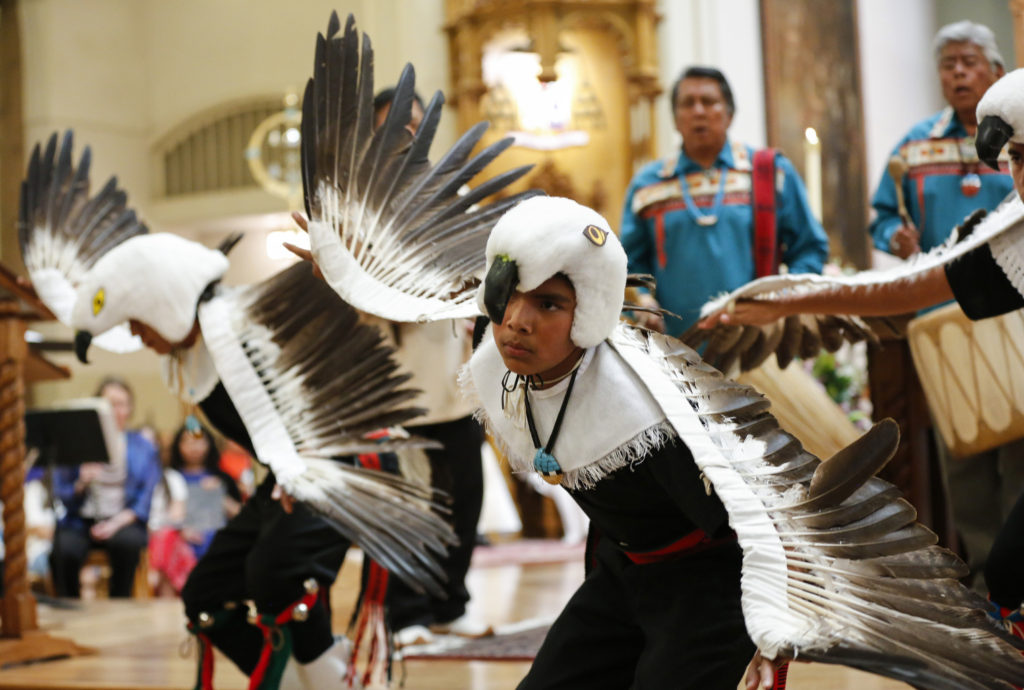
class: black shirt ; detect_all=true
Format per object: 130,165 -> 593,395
568,438 -> 730,552
945,242 -> 1024,320
199,382 -> 256,456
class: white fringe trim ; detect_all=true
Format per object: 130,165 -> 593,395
461,360 -> 677,490
990,223 -> 1024,299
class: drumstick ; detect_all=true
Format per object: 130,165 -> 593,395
887,155 -> 916,230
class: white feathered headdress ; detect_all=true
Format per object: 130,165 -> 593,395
478,196 -> 627,348
71,233 -> 229,361
977,68 -> 1024,168
17,131 -> 145,354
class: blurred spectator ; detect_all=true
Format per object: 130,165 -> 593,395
169,425 -> 241,559
147,441 -> 193,597
49,377 -> 161,598
24,470 -> 55,582
218,439 -> 255,500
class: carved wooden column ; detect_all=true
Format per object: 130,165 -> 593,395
0,266 -> 90,665
1011,0 -> 1024,68
444,0 -> 661,219
629,0 -> 661,165
0,311 -> 33,638
0,0 -> 26,272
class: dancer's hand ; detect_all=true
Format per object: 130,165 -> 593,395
745,650 -> 787,689
284,211 -> 324,281
698,299 -> 789,329
271,483 -> 295,514
633,293 -> 665,333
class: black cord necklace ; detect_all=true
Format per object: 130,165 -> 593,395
523,368 -> 579,484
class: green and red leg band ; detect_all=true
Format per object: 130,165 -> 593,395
187,606 -> 240,690
247,587 -> 320,690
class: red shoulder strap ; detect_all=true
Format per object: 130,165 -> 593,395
752,148 -> 778,277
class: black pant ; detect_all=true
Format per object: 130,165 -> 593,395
386,415 -> 484,629
986,488 -> 1024,609
519,538 -> 753,690
181,476 -> 350,673
50,520 -> 148,598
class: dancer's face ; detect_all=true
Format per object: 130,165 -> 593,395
492,275 -> 583,381
1008,142 -> 1024,200
129,319 -> 199,355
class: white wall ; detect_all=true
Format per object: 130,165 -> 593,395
655,0 -> 767,156
18,0 -> 453,243
16,0 -> 453,431
857,0 -> 943,202
20,0 -> 152,214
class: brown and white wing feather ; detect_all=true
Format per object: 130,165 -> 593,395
610,324 -> 1024,689
198,263 -> 456,597
685,196 -> 1024,374
303,12 -> 540,323
18,130 -> 145,352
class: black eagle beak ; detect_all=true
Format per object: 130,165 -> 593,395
74,330 -> 93,364
977,115 -> 1014,171
483,256 -> 519,324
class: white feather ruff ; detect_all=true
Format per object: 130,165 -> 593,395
990,222 -> 1024,298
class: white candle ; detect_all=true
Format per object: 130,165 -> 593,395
804,127 -> 822,222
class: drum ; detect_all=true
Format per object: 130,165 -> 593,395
737,357 -> 861,460
908,302 -> 1024,458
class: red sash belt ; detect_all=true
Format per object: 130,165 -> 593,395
623,529 -> 736,564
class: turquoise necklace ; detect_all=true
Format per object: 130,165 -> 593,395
523,368 -> 579,485
680,166 -> 727,227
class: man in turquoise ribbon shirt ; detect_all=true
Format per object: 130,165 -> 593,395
867,20 -> 1018,593
621,65 -> 828,337
870,20 -> 1011,258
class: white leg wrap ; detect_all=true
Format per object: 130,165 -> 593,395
295,637 -> 355,689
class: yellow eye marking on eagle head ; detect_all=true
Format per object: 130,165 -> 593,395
583,224 -> 607,246
92,288 -> 105,316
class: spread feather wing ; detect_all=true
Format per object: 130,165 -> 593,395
302,12 -> 540,323
684,196 -> 1024,375
198,262 -> 456,597
609,324 -> 1024,689
18,130 -> 144,352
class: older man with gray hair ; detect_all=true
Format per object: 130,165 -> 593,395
866,19 -> 1020,594
870,20 -> 1009,258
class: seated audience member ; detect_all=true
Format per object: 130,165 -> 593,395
147,453 -> 193,597
49,377 -> 161,598
170,424 -> 242,559
24,470 -> 55,582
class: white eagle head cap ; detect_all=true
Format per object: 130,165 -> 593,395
71,233 -> 229,360
477,196 -> 626,349
976,68 -> 1024,169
